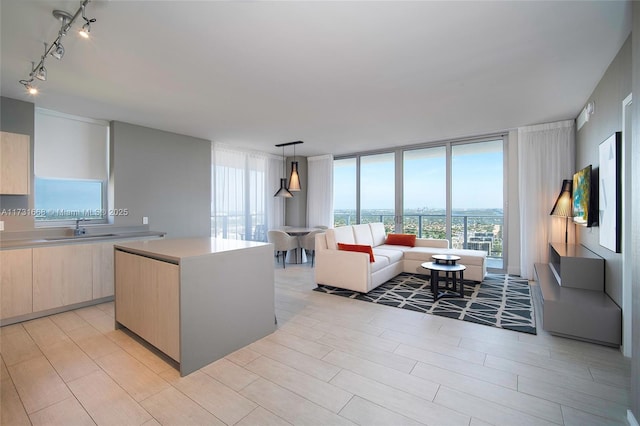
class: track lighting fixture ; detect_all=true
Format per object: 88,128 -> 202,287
18,0 -> 96,95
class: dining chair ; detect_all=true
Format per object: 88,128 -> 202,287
301,229 -> 324,267
267,230 -> 299,268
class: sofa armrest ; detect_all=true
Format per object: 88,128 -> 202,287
415,238 -> 449,249
315,249 -> 371,292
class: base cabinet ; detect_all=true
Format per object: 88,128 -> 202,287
33,245 -> 93,311
1,235 -> 163,325
115,250 -> 180,361
0,249 -> 33,319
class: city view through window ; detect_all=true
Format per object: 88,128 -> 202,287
334,140 -> 504,268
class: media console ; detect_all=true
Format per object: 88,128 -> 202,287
534,243 -> 621,346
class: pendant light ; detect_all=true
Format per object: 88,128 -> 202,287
274,141 -> 303,197
288,142 -> 301,192
274,144 -> 293,198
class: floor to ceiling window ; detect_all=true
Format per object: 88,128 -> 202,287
403,146 -> 446,239
333,158 -> 357,227
451,140 -> 504,267
211,146 -> 280,242
360,152 -> 395,233
334,136 -> 506,271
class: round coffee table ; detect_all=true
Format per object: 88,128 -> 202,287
432,254 -> 461,265
421,261 -> 466,301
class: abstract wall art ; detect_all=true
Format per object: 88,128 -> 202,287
598,131 -> 621,252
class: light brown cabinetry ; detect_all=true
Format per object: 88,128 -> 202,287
92,241 -> 119,299
115,250 -> 180,361
0,131 -> 30,195
1,235 -> 164,325
0,249 -> 33,319
33,245 -> 93,311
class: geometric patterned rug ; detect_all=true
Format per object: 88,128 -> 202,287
314,273 -> 537,334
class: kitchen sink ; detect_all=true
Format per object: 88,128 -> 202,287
44,233 -> 118,241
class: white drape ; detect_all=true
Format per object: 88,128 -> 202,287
518,120 -> 575,279
212,143 -> 284,240
307,154 -> 334,228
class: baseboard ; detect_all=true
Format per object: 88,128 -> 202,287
629,409 -> 640,426
507,265 -> 521,276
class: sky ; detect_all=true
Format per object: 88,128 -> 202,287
334,141 -> 503,211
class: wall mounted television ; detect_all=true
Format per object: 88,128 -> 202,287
572,164 -> 598,227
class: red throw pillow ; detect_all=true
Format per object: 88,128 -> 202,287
386,233 -> 416,247
337,243 -> 375,262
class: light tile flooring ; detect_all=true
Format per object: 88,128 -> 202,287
1,265 -> 631,425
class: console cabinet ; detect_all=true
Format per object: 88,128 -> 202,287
534,243 -> 621,346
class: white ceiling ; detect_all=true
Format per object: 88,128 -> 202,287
0,1 -> 632,157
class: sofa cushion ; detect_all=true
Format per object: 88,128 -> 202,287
376,244 -> 413,253
353,224 -> 374,246
326,226 -> 355,250
369,223 -> 386,247
445,249 -> 487,266
370,255 -> 391,273
403,246 -> 443,261
372,247 -> 404,263
338,243 -> 375,262
385,233 -> 416,247
404,247 -> 486,267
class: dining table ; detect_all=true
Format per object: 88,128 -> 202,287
275,227 -> 316,263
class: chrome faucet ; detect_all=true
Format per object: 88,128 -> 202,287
74,218 -> 87,236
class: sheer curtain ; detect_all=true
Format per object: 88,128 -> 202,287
212,143 -> 284,241
307,154 -> 334,228
518,120 -> 575,279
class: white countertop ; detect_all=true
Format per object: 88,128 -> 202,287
0,230 -> 166,250
114,237 -> 271,263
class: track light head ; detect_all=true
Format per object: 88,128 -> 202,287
79,22 -> 91,38
35,65 -> 47,81
51,42 -> 65,60
19,79 -> 38,95
78,4 -> 96,39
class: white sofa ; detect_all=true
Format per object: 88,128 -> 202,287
315,223 -> 487,293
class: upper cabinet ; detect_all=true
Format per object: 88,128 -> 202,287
0,131 -> 31,195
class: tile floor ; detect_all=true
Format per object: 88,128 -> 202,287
0,265 -> 631,425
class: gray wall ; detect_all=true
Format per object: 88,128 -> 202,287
0,97 -> 35,230
111,121 -> 211,238
631,1 -> 639,420
575,36 -> 631,306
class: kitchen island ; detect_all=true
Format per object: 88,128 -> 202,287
114,237 -> 275,376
